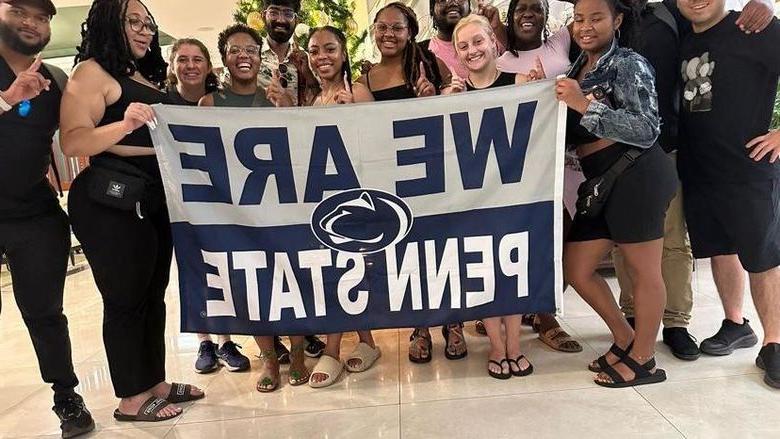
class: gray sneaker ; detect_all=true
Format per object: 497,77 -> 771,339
700,318 -> 758,356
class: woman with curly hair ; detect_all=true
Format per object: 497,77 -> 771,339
356,2 -> 466,365
60,0 -> 204,422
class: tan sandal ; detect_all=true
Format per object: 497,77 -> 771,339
538,327 -> 583,353
345,342 -> 381,372
288,342 -> 311,386
256,348 -> 280,393
309,354 -> 344,388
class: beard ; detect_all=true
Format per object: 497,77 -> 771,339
266,20 -> 294,44
0,20 -> 49,55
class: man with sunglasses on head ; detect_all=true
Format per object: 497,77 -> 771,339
257,0 -> 326,361
0,0 -> 94,437
258,0 -> 319,107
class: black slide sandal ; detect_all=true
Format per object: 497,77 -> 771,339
113,397 -> 181,422
589,341 -> 633,373
595,356 -> 667,388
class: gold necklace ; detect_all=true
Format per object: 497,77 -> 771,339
467,69 -> 500,90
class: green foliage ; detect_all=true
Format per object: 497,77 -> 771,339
233,0 -> 368,78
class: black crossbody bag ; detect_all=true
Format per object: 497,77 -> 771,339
576,148 -> 644,218
86,156 -> 162,219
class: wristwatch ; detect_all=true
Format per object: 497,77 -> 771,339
0,92 -> 13,112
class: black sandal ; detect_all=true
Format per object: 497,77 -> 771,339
409,328 -> 433,364
595,356 -> 667,388
589,341 -> 633,373
488,359 -> 512,380
521,314 -> 538,332
442,323 -> 468,360
508,355 -> 534,377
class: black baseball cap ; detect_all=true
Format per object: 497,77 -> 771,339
6,0 -> 57,17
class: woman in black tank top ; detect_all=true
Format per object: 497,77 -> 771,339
356,2 -> 453,102
59,0 -> 203,422
450,14 -> 543,380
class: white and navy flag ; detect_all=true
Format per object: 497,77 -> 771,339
151,80 -> 566,336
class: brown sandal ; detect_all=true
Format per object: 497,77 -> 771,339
442,324 -> 468,360
538,327 -> 583,353
409,328 -> 432,363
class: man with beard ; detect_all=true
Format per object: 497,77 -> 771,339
259,0 -> 326,360
0,1 -> 94,437
420,0 -> 506,79
258,0 -> 318,106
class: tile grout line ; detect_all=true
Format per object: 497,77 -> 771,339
631,387 -> 687,439
396,328 -> 403,439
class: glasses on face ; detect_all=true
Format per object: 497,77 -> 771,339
370,23 -> 408,36
7,8 -> 50,25
265,8 -> 297,21
126,16 -> 158,34
227,44 -> 261,56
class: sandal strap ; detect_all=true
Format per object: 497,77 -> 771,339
410,328 -> 432,342
620,355 -> 653,379
601,363 -> 627,384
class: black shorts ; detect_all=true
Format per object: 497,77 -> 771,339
682,179 -> 780,273
567,143 -> 677,244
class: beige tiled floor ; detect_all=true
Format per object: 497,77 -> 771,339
1,259 -> 778,439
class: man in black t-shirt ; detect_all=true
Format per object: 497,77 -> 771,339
678,0 -> 780,389
0,0 -> 94,436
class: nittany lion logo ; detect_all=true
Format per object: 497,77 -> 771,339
311,189 -> 413,254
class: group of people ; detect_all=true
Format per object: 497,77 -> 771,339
0,0 -> 778,436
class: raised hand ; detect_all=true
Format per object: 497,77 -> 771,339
267,69 -> 294,107
335,71 -> 355,104
122,102 -> 157,132
0,56 -> 51,106
414,61 -> 436,97
445,73 -> 466,94
476,0 -> 502,29
528,56 -> 546,81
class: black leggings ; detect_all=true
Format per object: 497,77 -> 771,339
68,167 -> 172,398
0,209 -> 79,403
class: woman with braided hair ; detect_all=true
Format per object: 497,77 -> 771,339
60,0 -> 204,422
355,2 -> 465,364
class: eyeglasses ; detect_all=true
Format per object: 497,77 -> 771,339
265,8 -> 297,20
227,45 -> 261,56
7,7 -> 50,25
370,23 -> 408,36
126,17 -> 158,34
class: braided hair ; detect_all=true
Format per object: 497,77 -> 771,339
309,26 -> 353,86
374,2 -> 442,92
74,0 -> 167,87
166,38 -> 219,93
506,0 -> 550,57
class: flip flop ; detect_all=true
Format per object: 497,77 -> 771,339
508,354 -> 534,377
310,354 -> 344,388
166,382 -> 204,404
345,342 -> 382,373
113,397 -> 181,422
488,359 -> 512,380
538,327 -> 583,353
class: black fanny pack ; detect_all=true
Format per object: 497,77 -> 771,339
86,157 -> 162,219
576,148 -> 644,218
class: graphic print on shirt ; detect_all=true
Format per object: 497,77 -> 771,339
681,52 -> 715,112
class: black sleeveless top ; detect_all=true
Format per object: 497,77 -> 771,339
465,71 -> 515,91
96,76 -> 168,178
365,71 -> 416,101
566,109 -> 601,146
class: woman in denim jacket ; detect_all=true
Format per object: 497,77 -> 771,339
556,0 -> 677,388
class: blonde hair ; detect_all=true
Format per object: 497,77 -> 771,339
452,14 -> 495,48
